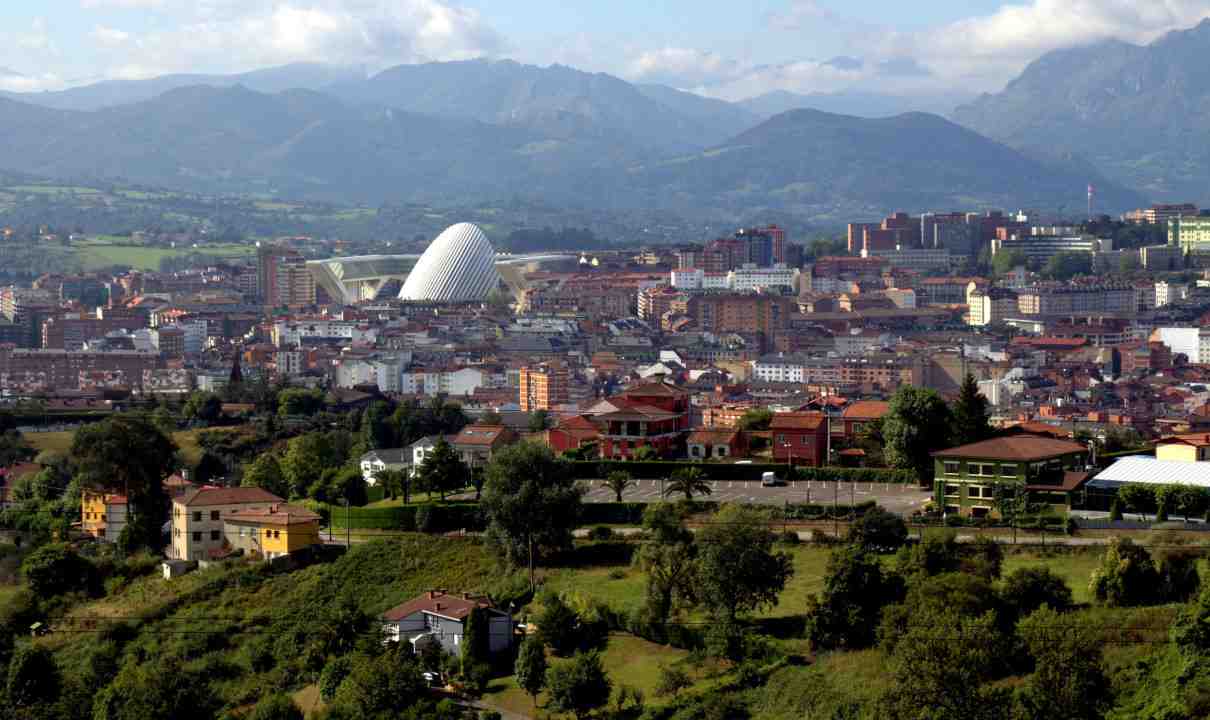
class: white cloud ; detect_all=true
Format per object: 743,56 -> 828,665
0,71 -> 67,92
74,0 -> 503,79
91,26 -> 132,47
768,0 -> 834,31
626,48 -> 744,87
882,0 -> 1210,89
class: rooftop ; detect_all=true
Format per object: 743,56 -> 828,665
226,504 -> 322,526
841,400 -> 890,420
178,486 -> 283,507
932,435 -> 1087,461
1091,456 -> 1210,489
770,412 -> 827,431
381,590 -> 500,623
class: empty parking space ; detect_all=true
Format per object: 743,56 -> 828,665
576,478 -> 931,513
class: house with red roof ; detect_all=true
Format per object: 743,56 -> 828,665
170,486 -> 284,561
380,590 -> 513,656
770,412 -> 829,466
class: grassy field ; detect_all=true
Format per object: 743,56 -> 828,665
72,241 -> 255,271
25,426 -> 240,467
484,633 -> 692,717
1002,549 -> 1104,604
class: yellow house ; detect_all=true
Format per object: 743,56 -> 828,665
1155,434 -> 1210,463
223,504 -> 322,561
81,489 -> 128,542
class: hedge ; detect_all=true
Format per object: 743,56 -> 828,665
572,461 -> 918,484
324,502 -> 485,532
580,500 -> 877,525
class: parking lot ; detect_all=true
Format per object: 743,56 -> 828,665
580,478 -> 933,515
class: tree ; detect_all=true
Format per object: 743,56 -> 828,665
545,652 -> 612,720
663,467 -> 711,502
5,643 -> 60,710
277,388 -> 325,418
654,665 -> 692,698
242,453 -> 289,499
246,694 -> 303,720
991,248 -> 1027,276
845,506 -> 908,552
632,445 -> 658,461
1043,251 -> 1093,280
696,505 -> 793,623
332,650 -> 427,717
1089,537 -> 1158,607
1115,485 -> 1153,521
482,443 -> 582,585
806,544 -> 903,650
460,607 -> 491,675
71,415 -> 177,551
359,401 -> 395,451
414,438 -> 466,502
1001,567 -> 1073,619
895,528 -> 963,579
736,408 -> 773,432
882,386 -> 952,485
637,541 -> 698,625
882,610 -> 1007,720
600,470 -> 635,503
281,433 -> 343,499
375,468 -> 406,502
949,374 -> 992,447
1017,607 -> 1109,720
20,543 -> 94,597
514,637 -> 548,707
92,656 -> 221,720
182,391 -> 223,425
528,410 -> 551,432
537,592 -> 581,657
479,410 -> 504,425
1174,583 -> 1210,654
319,656 -> 354,702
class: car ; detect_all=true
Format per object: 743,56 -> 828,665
422,671 -> 442,688
761,471 -> 785,487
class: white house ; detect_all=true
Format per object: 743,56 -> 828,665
380,591 -> 513,655
359,448 -> 410,486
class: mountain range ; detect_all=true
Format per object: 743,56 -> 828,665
0,57 -> 1149,218
953,18 -> 1210,203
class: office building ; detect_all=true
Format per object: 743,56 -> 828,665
1170,216 -> 1210,255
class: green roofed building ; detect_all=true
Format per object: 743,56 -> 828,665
931,435 -> 1090,518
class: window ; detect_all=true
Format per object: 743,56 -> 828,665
943,461 -> 960,476
210,510 -> 220,521
944,485 -> 960,497
1000,464 -> 1019,477
968,486 -> 992,499
238,527 -> 246,538
973,463 -> 997,477
192,511 -> 202,522
210,530 -> 220,541
192,531 -> 201,542
273,531 -> 280,539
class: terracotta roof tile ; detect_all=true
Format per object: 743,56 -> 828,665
179,486 -> 283,507
770,412 -> 827,431
225,504 -> 321,526
841,401 -> 890,420
381,591 -> 499,622
932,436 -> 1087,462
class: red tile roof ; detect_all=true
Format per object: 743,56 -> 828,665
381,591 -> 499,622
453,425 -> 509,446
1026,471 -> 1090,493
1159,433 -> 1210,448
932,436 -> 1087,461
770,412 -> 827,431
178,486 -> 283,507
226,504 -> 321,526
686,428 -> 740,444
841,400 -> 890,420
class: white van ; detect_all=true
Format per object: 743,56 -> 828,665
761,471 -> 785,487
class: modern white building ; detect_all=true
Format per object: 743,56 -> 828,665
272,320 -> 376,348
399,223 -> 501,302
1153,327 -> 1201,362
752,353 -> 811,383
1155,281 -> 1190,307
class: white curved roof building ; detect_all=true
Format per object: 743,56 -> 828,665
398,223 -> 501,302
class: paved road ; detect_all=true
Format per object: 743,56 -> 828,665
581,478 -> 933,514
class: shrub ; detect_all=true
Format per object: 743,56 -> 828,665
1001,567 -> 1073,619
846,506 -> 908,552
778,530 -> 801,545
415,504 -> 439,533
655,664 -> 692,697
1089,538 -> 1158,607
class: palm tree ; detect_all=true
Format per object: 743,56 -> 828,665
601,470 -> 636,502
663,467 -> 712,501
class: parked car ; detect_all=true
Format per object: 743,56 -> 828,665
761,471 -> 785,487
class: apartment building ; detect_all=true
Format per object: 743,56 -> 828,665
1169,216 -> 1210,255
519,362 -> 568,411
170,486 -> 283,561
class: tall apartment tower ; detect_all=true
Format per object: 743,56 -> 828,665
257,243 -> 305,305
275,255 -> 316,308
519,363 -> 569,412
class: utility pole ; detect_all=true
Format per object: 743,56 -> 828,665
833,477 -> 839,538
345,496 -> 350,548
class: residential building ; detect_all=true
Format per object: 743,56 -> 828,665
519,362 -> 568,412
450,424 -> 517,468
840,400 -> 890,441
992,232 -> 1112,264
81,490 -> 127,542
380,591 -> 513,655
170,486 -> 283,561
1154,434 -> 1210,463
359,448 -> 410,486
1155,281 -> 1190,307
770,412 -> 828,466
275,254 -> 317,307
1124,203 -> 1198,225
223,504 -> 322,561
686,428 -> 748,460
932,436 -> 1089,518
1140,244 -> 1183,271
968,287 -> 1019,326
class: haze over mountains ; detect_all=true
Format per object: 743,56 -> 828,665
954,18 -> 1210,204
0,45 -> 1174,218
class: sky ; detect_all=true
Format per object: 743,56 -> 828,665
2,0 -> 1210,99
